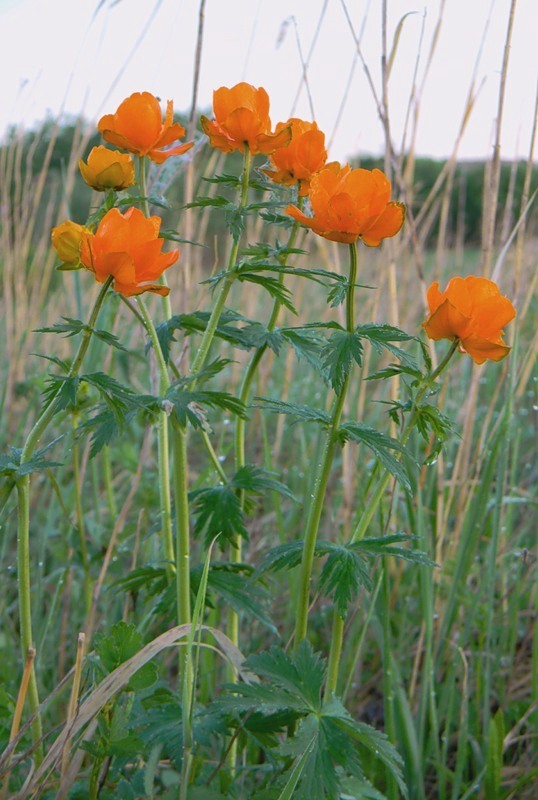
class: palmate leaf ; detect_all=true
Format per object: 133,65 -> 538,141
318,545 -> 372,617
36,317 -> 126,351
190,484 -> 247,546
156,310 -> 254,362
205,564 -> 278,633
0,444 -> 63,478
254,398 -> 331,427
94,621 -> 158,692
321,330 -> 364,393
338,422 -> 415,494
231,464 -> 295,501
356,323 -> 416,367
165,384 -> 247,430
236,272 -> 297,315
354,533 -> 437,568
280,328 -> 323,372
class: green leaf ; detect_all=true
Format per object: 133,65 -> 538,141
254,398 -> 330,426
165,384 -> 247,430
204,563 -> 277,633
42,375 -> 79,411
0,445 -> 63,478
190,484 -> 247,546
354,534 -> 437,568
321,330 -> 364,392
35,316 -> 86,337
186,194 -> 231,209
280,328 -> 323,372
236,272 -> 297,315
231,464 -> 295,502
94,621 -> 158,692
323,696 -> 407,797
111,566 -> 169,597
485,709 -> 504,800
246,641 -> 325,711
156,310 -> 254,362
318,545 -> 372,617
338,422 -> 415,494
356,324 -> 416,367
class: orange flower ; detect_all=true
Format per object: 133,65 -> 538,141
263,118 -> 328,196
51,220 -> 91,269
285,162 -> 405,245
79,146 -> 135,191
200,82 -> 292,155
423,276 -> 516,364
80,207 -> 178,296
98,92 -> 193,164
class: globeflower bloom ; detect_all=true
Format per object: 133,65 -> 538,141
423,276 -> 516,364
263,118 -> 328,196
79,146 -> 135,191
200,82 -> 292,155
51,220 -> 92,269
80,207 -> 178,296
285,162 -> 405,245
98,92 -> 193,164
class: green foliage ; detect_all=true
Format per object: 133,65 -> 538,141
218,642 -> 407,799
338,422 -> 415,493
94,621 -> 158,692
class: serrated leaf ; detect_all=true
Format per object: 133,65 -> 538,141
247,641 -> 325,711
94,621 -> 158,692
236,272 -> 297,315
231,464 -> 295,501
92,327 -> 127,352
186,194 -> 231,209
111,566 -> 169,597
353,534 -> 437,568
42,375 -> 79,411
205,564 -> 277,633
165,384 -> 247,430
35,317 -> 86,337
356,324 -> 416,367
318,545 -> 372,617
254,398 -> 330,426
280,328 -> 323,371
156,310 -> 254,362
338,422 -> 414,494
190,485 -> 247,546
321,330 -> 364,392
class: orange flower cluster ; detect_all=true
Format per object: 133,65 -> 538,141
201,83 -> 291,155
98,92 -> 193,164
423,276 -> 516,364
286,163 -> 405,245
79,207 -> 178,297
263,118 -> 328,196
79,146 -> 135,192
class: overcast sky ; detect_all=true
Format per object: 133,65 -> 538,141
1,0 -> 536,161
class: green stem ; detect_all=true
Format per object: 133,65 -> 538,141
324,338 -> 460,697
189,147 -> 252,381
136,298 -> 175,578
72,413 -> 92,615
136,297 -> 192,672
293,243 -> 358,647
138,155 -> 172,321
102,445 -> 117,518
16,275 -> 113,764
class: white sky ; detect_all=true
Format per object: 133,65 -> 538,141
1,0 -> 537,161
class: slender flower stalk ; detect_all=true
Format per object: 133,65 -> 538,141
324,339 -> 460,698
189,147 -> 252,380
136,297 -> 176,579
294,243 -> 358,647
138,156 -> 173,321
16,275 -> 113,762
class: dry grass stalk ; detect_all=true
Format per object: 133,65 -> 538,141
0,647 -> 36,800
60,633 -> 86,779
